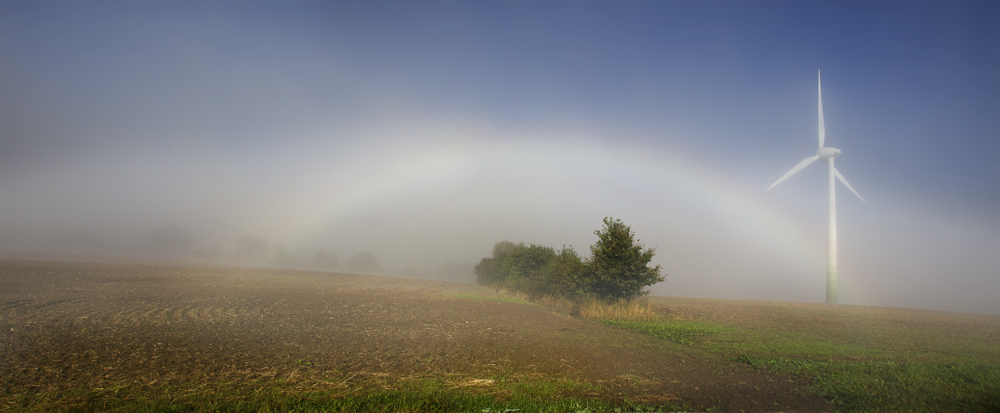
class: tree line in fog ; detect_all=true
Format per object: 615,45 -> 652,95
0,223 -> 386,275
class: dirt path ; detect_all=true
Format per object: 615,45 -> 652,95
0,259 -> 831,411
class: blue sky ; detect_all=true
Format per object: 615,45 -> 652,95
2,1 -> 998,313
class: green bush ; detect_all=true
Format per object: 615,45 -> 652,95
475,218 -> 664,301
545,246 -> 588,296
586,217 -> 664,300
475,242 -> 557,296
474,241 -> 520,286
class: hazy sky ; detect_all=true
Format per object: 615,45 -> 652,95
2,1 -> 998,314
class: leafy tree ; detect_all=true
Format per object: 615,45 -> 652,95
347,252 -> 382,274
474,219 -> 665,300
546,245 -> 588,296
475,241 -> 587,297
476,241 -> 518,285
475,257 -> 497,285
502,243 -> 557,294
492,240 -> 519,258
586,217 -> 664,300
475,241 -> 556,289
506,244 -> 556,281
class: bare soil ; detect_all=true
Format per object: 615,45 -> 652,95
0,259 -> 831,412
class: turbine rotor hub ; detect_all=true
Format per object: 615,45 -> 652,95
817,147 -> 842,159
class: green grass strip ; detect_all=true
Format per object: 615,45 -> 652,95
601,319 -> 723,345
732,354 -> 1000,413
450,293 -> 535,305
15,387 -> 692,413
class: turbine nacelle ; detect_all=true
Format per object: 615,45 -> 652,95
817,147 -> 842,159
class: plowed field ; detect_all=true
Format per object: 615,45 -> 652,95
0,259 -> 831,411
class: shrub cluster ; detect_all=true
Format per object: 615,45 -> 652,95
475,218 -> 664,301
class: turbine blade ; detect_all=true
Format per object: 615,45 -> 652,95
767,155 -> 819,191
818,70 -> 825,149
834,167 -> 866,203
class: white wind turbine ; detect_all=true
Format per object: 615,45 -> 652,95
767,70 -> 865,304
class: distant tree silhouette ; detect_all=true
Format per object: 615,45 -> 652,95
236,236 -> 269,262
49,227 -> 107,253
438,261 -> 472,282
271,242 -> 293,266
346,252 -> 382,274
145,225 -> 194,256
311,251 -> 339,269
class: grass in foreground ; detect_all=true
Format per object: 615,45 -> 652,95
7,384 -> 692,413
467,287 -> 663,323
12,275 -> 996,412
601,319 -> 725,346
732,355 -> 1000,413
449,293 -> 536,306
597,301 -> 1000,413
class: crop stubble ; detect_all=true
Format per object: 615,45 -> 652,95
0,259 -> 830,411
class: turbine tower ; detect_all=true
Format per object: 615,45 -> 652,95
767,70 -> 865,304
